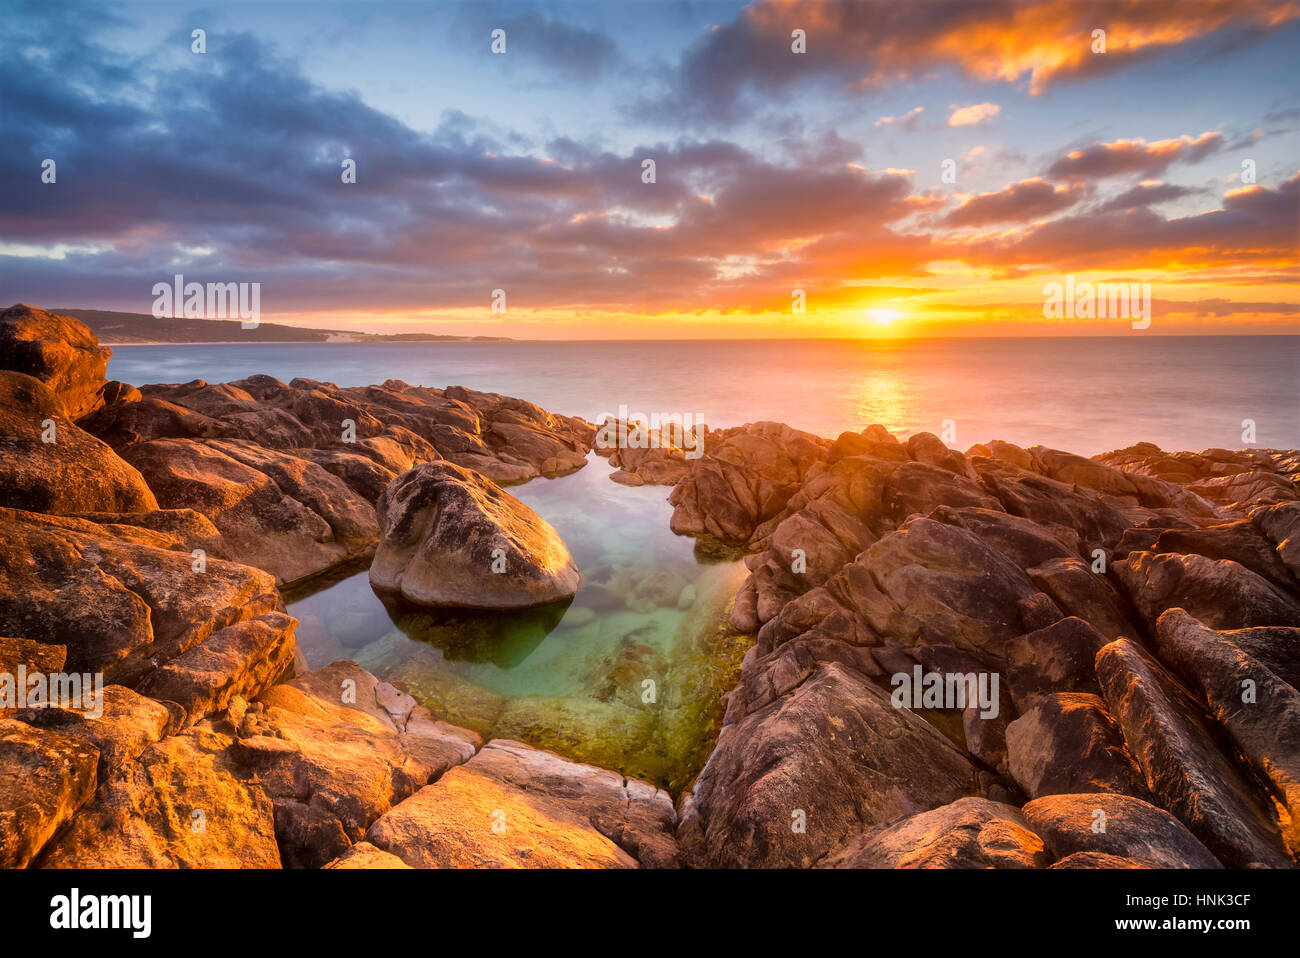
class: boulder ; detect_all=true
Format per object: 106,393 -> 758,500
16,685 -> 176,781
370,461 -> 579,609
1095,637 -> 1293,867
365,739 -> 678,868
824,797 -> 1049,868
1114,551 -> 1300,631
0,371 -> 158,515
678,660 -> 979,868
1005,693 -> 1149,800
230,661 -> 480,868
1022,792 -> 1221,868
0,512 -> 291,704
0,719 -> 100,867
0,304 -> 111,421
37,726 -> 281,868
1003,617 -> 1109,711
1154,608 -> 1300,855
121,438 -> 366,584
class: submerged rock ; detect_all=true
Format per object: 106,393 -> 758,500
370,461 -> 579,610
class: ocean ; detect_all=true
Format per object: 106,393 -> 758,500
107,335 -> 1299,457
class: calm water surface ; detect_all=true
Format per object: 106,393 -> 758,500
108,336 -> 1300,457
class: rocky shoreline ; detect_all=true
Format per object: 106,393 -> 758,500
0,303 -> 1296,869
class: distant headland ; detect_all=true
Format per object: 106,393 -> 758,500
53,308 -> 513,345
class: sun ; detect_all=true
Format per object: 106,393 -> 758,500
865,308 -> 902,326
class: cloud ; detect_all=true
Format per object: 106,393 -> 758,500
948,102 -> 1000,127
641,0 -> 1300,126
944,178 -> 1083,226
1047,132 -> 1225,179
1097,181 -> 1201,211
876,106 -> 924,131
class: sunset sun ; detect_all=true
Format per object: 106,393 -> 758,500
865,308 -> 903,326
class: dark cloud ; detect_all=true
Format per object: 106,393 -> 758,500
944,178 -> 1084,227
637,0 -> 1299,127
1047,132 -> 1225,180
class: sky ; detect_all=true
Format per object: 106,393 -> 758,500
1,0 -> 1298,339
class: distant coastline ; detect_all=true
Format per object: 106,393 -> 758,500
55,307 -> 512,345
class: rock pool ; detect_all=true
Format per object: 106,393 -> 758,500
285,454 -> 751,793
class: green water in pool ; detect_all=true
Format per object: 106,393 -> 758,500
285,455 -> 752,792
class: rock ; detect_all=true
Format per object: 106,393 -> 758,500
825,517 -> 1041,657
977,462 -> 1129,554
0,719 -> 100,867
134,612 -> 298,726
1254,501 -> 1300,580
1095,637 -> 1293,867
0,371 -> 159,515
1114,551 -> 1300,631
1141,520 -> 1297,591
322,841 -> 412,869
882,462 -> 1001,521
120,438 -> 368,584
0,637 -> 67,717
668,422 -> 829,547
929,505 -> 1072,570
906,432 -> 977,479
231,661 -> 481,868
370,461 -> 579,609
1049,850 -> 1155,868
824,797 -> 1050,868
0,304 -> 111,421
1005,693 -> 1149,800
38,726 -> 282,868
16,685 -> 176,781
678,660 -> 979,868
1025,556 -> 1139,640
1004,617 -> 1109,711
1022,792 -> 1221,868
1153,608 -> 1300,855
365,739 -> 678,868
0,511 -> 290,702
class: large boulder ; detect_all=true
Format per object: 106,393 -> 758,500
668,422 -> 829,547
1154,609 -> 1300,856
1114,551 -> 1300,631
120,438 -> 369,584
370,461 -> 579,610
1022,792 -> 1220,868
823,797 -> 1049,869
1095,637 -> 1294,867
677,659 -> 979,868
0,371 -> 158,515
1005,693 -> 1149,800
0,304 -> 111,421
